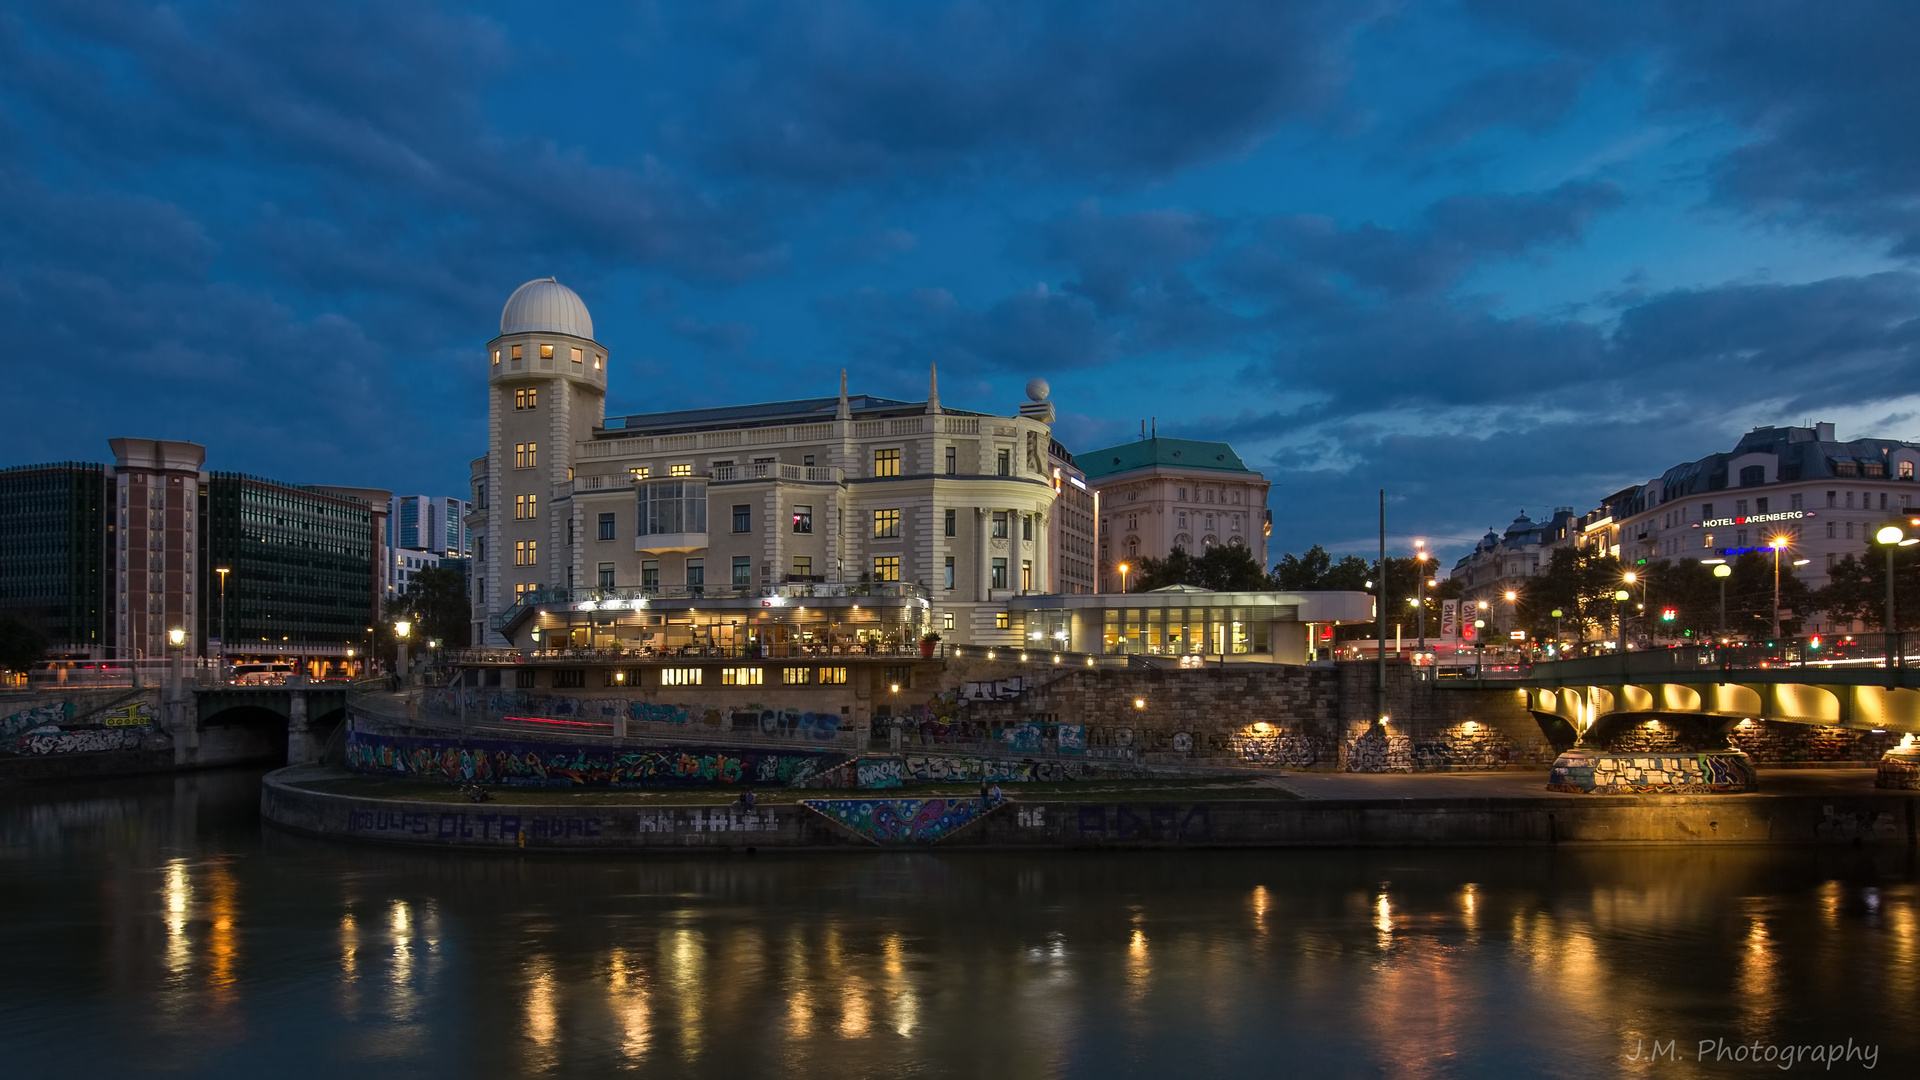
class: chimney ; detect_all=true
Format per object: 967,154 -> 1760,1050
1815,421 -> 1835,442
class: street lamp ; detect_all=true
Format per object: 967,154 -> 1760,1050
1713,563 -> 1732,640
1117,562 -> 1130,594
214,566 -> 230,681
1876,524 -> 1906,666
1768,535 -> 1791,642
1614,589 -> 1631,651
166,627 -> 186,711
1549,608 -> 1564,655
1414,541 -> 1430,647
394,619 -> 412,683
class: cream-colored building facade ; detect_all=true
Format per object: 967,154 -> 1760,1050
469,279 -> 1060,649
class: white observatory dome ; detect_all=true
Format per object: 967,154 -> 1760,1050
500,277 -> 594,339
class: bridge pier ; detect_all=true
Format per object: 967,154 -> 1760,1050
286,691 -> 326,766
170,682 -> 201,767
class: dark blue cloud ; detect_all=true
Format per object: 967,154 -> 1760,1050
3,0 -> 1918,569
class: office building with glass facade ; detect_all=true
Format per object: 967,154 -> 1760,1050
0,461 -> 110,654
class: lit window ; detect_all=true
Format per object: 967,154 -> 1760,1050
721,667 -> 763,686
540,344 -> 554,359
514,494 -> 537,519
793,505 -> 813,533
571,347 -> 582,365
514,540 -> 536,566
594,354 -> 602,370
662,668 -> 702,686
629,467 -> 650,482
818,667 -> 848,685
874,555 -> 900,582
873,508 -> 901,538
994,612 -> 1010,629
792,556 -> 812,578
492,349 -> 500,366
1021,560 -> 1032,591
874,448 -> 901,477
782,667 -> 811,685
669,463 -> 693,477
942,612 -> 955,631
511,344 -> 523,361
514,388 -> 537,410
514,443 -> 536,469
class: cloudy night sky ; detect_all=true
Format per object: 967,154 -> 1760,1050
5,1 -> 1917,565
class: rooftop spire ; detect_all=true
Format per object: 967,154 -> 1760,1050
836,369 -> 851,420
926,362 -> 941,414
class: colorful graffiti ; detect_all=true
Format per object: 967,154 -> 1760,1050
902,755 -> 1085,783
747,708 -> 842,741
344,730 -> 844,788
1547,750 -> 1758,794
1,701 -> 76,740
16,728 -> 151,755
999,721 -> 1044,752
631,702 -> 690,725
854,758 -> 903,789
1232,731 -> 1329,768
801,797 -> 989,845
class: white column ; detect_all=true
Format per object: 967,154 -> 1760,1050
976,507 -> 991,602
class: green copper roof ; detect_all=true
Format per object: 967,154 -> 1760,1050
1076,437 -> 1256,480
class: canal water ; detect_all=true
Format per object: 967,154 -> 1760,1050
1,770 -> 1913,1078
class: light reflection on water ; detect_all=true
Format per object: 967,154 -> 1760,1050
0,768 -> 1916,1079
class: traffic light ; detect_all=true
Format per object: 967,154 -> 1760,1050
1660,607 -> 1677,623
1809,636 -> 1821,650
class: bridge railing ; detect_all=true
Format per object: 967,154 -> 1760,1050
1520,633 -> 1920,683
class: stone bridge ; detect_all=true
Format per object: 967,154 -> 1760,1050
0,682 -> 350,778
1485,652 -> 1920,744
186,684 -> 349,766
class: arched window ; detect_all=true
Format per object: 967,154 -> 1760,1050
1126,537 -> 1139,557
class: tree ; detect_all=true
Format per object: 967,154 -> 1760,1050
1516,547 -> 1623,647
384,567 -> 472,647
1817,541 -> 1920,631
1134,543 -> 1271,591
0,614 -> 48,675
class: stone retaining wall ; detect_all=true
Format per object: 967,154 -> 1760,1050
263,768 -> 1920,851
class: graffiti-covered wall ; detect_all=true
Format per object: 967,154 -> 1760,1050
0,695 -> 163,757
343,728 -> 848,788
417,689 -> 851,743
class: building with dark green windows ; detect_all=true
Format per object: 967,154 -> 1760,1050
0,462 -> 110,653
0,440 -> 386,672
198,474 -> 381,662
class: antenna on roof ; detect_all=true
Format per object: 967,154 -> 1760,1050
1140,419 -> 1146,441
1151,416 -> 1156,438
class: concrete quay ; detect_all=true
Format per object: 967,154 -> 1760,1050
262,765 -> 1920,853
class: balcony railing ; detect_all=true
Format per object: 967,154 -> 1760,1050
710,462 -> 844,484
490,580 -> 933,630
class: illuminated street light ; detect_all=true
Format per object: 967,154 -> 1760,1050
1875,524 -> 1906,657
1714,563 -> 1732,638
